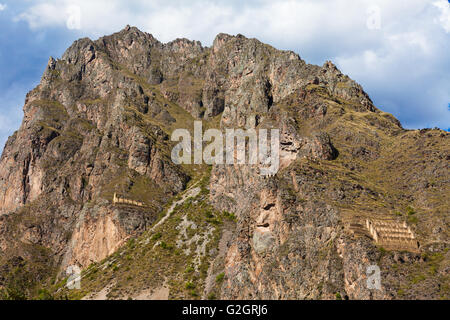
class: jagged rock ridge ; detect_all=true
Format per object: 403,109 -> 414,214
0,26 -> 448,300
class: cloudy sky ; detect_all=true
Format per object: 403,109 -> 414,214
0,0 -> 449,150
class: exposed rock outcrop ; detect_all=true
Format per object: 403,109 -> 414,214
0,26 -> 448,300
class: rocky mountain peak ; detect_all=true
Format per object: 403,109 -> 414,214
0,27 -> 448,300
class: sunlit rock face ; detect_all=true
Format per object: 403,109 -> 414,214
0,26 -> 448,300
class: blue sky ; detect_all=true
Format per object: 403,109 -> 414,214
0,0 -> 449,151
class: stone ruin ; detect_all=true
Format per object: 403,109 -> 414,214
113,193 -> 144,207
365,219 -> 420,252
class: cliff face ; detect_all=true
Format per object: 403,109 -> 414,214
0,26 -> 192,282
0,26 -> 448,300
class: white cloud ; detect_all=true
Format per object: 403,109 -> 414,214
433,0 -> 450,33
11,0 -> 450,129
15,3 -> 68,29
0,3 -> 6,11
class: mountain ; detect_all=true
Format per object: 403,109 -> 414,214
0,25 -> 448,300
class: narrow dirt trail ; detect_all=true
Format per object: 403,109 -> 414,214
148,183 -> 201,233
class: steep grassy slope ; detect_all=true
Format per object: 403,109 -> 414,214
52,173 -> 237,300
